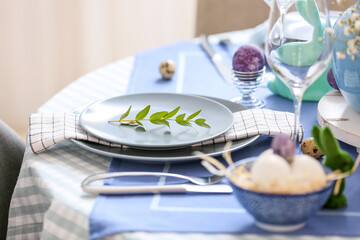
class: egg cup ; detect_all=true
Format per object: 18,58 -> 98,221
232,67 -> 266,109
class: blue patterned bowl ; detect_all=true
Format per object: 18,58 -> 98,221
229,158 -> 334,232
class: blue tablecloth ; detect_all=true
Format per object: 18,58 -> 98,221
89,41 -> 359,240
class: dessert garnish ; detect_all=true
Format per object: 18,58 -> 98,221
108,105 -> 210,132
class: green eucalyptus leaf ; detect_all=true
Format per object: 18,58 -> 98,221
135,105 -> 150,120
121,120 -> 138,126
186,110 -> 201,120
195,118 -> 210,128
135,120 -> 143,126
164,106 -> 180,119
150,111 -> 168,120
119,105 -> 132,121
111,105 -> 209,132
175,113 -> 186,121
150,119 -> 170,128
194,118 -> 205,124
135,126 -> 146,132
176,121 -> 192,127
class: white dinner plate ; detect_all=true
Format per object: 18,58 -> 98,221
79,93 -> 234,149
71,96 -> 259,163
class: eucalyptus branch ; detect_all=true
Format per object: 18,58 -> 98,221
108,105 -> 210,132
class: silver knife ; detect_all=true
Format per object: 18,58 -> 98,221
82,184 -> 233,195
200,35 -> 233,84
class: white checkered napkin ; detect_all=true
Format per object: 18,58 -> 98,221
192,108 -> 304,146
29,112 -> 122,154
29,109 -> 303,154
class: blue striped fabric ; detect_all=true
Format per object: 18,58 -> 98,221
89,42 -> 360,240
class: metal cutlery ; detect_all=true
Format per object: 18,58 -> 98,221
219,38 -> 237,55
82,183 -> 233,195
81,171 -> 231,195
199,34 -> 233,84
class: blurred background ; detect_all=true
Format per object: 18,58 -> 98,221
0,0 -> 273,138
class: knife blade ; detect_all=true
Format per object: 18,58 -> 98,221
82,184 -> 233,195
200,35 -> 233,84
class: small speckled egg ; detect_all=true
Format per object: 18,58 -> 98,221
159,60 -> 176,79
301,137 -> 324,158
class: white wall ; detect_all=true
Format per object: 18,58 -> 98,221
0,0 -> 197,136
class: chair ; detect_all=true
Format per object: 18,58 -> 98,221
0,119 -> 25,239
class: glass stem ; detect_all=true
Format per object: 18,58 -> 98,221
279,13 -> 285,44
292,91 -> 304,146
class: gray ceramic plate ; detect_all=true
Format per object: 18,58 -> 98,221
79,93 -> 234,149
71,96 -> 259,163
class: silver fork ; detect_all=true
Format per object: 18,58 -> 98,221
82,171 -> 225,187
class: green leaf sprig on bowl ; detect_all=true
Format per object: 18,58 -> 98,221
108,105 -> 211,132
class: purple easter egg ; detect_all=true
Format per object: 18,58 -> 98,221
271,133 -> 295,164
232,44 -> 265,72
327,68 -> 339,90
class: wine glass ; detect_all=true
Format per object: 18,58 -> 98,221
265,0 -> 333,143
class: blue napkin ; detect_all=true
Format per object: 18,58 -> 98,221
89,41 -> 360,240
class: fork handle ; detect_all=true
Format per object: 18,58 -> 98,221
81,171 -> 232,195
81,171 -> 195,189
82,183 -> 188,194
